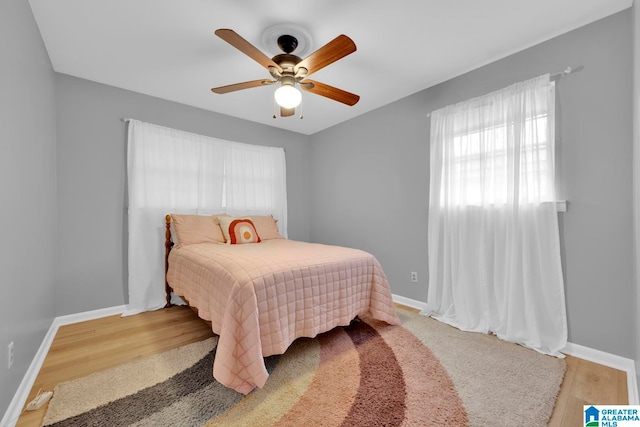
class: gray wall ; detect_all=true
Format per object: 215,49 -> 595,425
0,0 -> 57,420
633,0 -> 640,379
310,10 -> 634,358
54,74 -> 311,315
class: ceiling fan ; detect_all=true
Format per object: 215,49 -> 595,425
211,29 -> 360,118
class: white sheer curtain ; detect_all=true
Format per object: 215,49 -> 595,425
224,141 -> 287,235
422,74 -> 567,356
125,119 -> 287,315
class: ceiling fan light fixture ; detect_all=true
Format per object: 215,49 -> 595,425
274,84 -> 302,109
212,28 -> 360,115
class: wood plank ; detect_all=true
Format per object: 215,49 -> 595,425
618,368 -> 629,405
562,394 -> 591,427
548,355 -> 629,426
548,355 -> 578,427
573,358 -> 622,404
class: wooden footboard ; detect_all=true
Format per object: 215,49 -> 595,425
164,214 -> 174,308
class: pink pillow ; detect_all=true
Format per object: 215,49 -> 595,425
171,214 -> 225,245
249,215 -> 283,240
228,219 -> 261,244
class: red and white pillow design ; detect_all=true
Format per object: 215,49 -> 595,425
228,219 -> 261,244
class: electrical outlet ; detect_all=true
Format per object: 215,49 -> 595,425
8,342 -> 14,369
411,272 -> 418,283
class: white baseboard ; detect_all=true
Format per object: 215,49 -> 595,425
562,342 -> 639,405
52,305 -> 126,327
1,305 -> 125,427
391,294 -> 640,405
392,294 -> 427,311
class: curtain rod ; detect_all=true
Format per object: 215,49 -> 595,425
426,66 -> 574,118
118,118 -> 287,152
550,66 -> 573,79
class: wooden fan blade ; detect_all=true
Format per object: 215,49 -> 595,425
215,29 -> 283,73
300,80 -> 360,106
294,35 -> 356,78
280,106 -> 295,117
211,79 -> 273,94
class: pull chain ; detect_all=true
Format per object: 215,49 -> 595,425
272,95 -> 277,119
299,97 -> 304,119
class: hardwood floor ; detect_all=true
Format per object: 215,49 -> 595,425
14,305 -> 628,427
15,307 -> 214,427
548,355 -> 629,426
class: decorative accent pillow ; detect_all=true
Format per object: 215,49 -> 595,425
227,218 -> 261,244
249,215 -> 283,240
171,214 -> 225,246
216,215 -> 236,242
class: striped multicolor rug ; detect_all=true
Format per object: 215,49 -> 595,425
42,308 -> 565,426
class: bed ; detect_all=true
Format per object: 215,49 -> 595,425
163,214 -> 400,394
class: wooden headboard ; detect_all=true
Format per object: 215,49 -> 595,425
164,214 -> 175,308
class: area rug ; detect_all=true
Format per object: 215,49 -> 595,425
42,308 -> 566,426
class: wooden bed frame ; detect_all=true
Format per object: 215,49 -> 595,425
164,214 -> 175,308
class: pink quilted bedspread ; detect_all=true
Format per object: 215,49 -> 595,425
166,239 -> 400,394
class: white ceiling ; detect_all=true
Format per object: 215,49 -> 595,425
29,0 -> 631,135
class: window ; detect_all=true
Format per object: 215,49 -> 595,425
435,81 -> 555,207
125,119 -> 288,314
425,75 -> 567,356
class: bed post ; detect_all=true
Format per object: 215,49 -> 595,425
164,214 -> 174,308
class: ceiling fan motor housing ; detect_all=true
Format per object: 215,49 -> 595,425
272,53 -> 302,73
280,75 -> 296,87
277,34 -> 298,54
